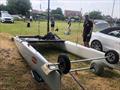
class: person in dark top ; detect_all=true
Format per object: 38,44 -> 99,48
83,15 -> 93,47
51,17 -> 55,32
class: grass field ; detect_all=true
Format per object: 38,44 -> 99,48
0,21 -> 120,90
0,21 -> 83,43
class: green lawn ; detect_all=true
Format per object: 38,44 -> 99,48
0,21 -> 120,90
0,21 -> 83,43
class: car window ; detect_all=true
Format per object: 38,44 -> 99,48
100,27 -> 120,34
108,30 -> 120,38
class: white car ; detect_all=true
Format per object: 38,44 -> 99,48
90,27 -> 120,56
1,12 -> 14,23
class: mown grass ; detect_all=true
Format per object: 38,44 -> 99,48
0,20 -> 84,63
0,20 -> 85,67
0,21 -> 120,90
0,21 -> 83,43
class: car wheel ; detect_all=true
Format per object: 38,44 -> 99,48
90,61 -> 104,76
105,50 -> 119,64
91,40 -> 103,51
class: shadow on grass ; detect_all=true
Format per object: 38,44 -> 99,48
100,69 -> 120,78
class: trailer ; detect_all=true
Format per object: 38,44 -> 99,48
14,32 -> 119,90
13,0 -> 119,89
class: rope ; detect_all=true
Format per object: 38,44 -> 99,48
38,18 -> 40,35
76,23 -> 78,45
76,8 -> 82,45
76,16 -> 81,45
37,3 -> 42,35
69,72 -> 85,90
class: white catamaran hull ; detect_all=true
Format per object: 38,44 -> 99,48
14,35 -> 119,90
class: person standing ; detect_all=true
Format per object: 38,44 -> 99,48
50,17 -> 55,32
67,17 -> 72,33
65,17 -> 72,35
68,17 -> 71,35
30,16 -> 33,22
83,14 -> 93,47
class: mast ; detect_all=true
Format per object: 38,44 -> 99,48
111,0 -> 115,17
47,0 -> 50,33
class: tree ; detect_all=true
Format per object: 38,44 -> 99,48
0,4 -> 7,11
51,8 -> 64,20
7,0 -> 31,15
89,11 -> 103,19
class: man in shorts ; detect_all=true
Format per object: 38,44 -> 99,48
83,15 -> 93,47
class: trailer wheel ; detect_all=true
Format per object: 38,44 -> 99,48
31,70 -> 44,82
90,62 -> 104,76
58,54 -> 71,74
105,50 -> 119,64
11,37 -> 14,41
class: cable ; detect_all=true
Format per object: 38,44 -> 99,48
69,72 -> 85,90
37,3 -> 42,35
76,8 -> 82,45
76,18 -> 80,45
38,18 -> 40,35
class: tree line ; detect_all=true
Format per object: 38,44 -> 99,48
0,0 -> 115,21
0,0 -> 31,16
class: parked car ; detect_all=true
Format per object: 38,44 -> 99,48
12,15 -> 22,21
90,27 -> 120,56
93,20 -> 110,32
1,11 -> 14,23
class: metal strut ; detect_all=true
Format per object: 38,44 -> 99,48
69,72 -> 85,90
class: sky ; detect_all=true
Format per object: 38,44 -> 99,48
0,0 -> 120,18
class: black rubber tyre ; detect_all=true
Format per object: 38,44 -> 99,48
58,54 -> 71,74
90,61 -> 104,76
31,70 -> 44,82
11,37 -> 14,41
91,40 -> 103,51
105,50 -> 119,64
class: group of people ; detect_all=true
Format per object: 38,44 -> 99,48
50,14 -> 93,47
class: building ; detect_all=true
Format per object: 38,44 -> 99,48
31,9 -> 47,20
32,9 -> 45,14
64,10 -> 82,17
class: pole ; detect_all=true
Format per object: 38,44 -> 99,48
111,0 -> 115,17
47,0 -> 50,33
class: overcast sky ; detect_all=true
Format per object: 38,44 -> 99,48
0,0 -> 120,18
